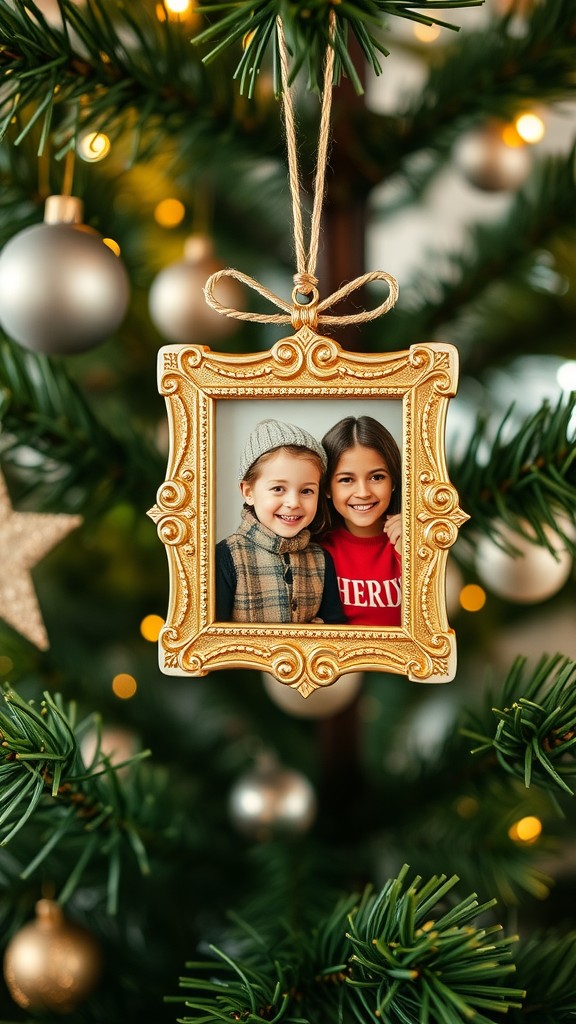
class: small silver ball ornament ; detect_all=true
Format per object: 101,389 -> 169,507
262,672 -> 363,718
454,122 -> 532,191
0,195 -> 130,355
149,233 -> 244,344
229,754 -> 317,839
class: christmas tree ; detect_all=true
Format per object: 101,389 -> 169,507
1,1 -> 576,1021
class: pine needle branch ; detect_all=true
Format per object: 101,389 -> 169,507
0,686 -> 160,912
381,149 -> 576,353
192,0 -> 484,97
173,867 -> 524,1023
0,338 -> 164,516
509,929 -> 576,1022
449,392 -> 576,557
463,654 -> 576,797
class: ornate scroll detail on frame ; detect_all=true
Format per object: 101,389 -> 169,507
148,330 -> 469,694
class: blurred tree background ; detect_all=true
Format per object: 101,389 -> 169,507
1,1 -> 576,1022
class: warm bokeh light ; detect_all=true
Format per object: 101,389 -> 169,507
413,22 -> 441,43
243,30 -> 256,49
459,583 -> 487,612
112,673 -> 138,699
515,112 -> 545,144
455,796 -> 480,818
0,655 -> 14,675
140,614 -> 164,642
500,123 -> 524,148
154,198 -> 186,228
102,237 -> 121,256
508,815 -> 543,844
156,0 -> 195,20
78,131 -> 111,162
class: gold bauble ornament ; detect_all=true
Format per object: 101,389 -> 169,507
3,899 -> 102,1013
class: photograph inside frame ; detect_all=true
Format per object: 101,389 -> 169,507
148,331 -> 469,695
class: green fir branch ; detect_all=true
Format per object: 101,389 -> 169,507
0,338 -> 164,516
449,392 -> 576,558
0,0 -> 219,153
463,654 -> 576,798
509,930 -> 576,1022
173,867 -> 524,1023
193,1 -> 484,96
0,687 -> 155,912
381,149 -> 576,354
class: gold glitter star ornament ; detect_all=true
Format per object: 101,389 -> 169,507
0,470 -> 82,650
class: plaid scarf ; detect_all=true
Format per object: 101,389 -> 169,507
226,509 -> 326,623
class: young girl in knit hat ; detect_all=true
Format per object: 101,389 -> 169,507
319,415 -> 402,627
215,419 -> 344,624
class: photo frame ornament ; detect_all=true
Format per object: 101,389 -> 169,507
148,325 -> 469,695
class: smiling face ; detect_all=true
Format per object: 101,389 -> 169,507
240,449 -> 321,538
328,444 -> 394,537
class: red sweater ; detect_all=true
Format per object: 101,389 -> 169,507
320,527 -> 402,627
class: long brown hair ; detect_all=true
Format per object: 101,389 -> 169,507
321,415 -> 402,530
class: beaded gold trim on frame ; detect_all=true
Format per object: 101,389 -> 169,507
148,329 -> 469,695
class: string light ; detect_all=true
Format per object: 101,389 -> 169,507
112,673 -> 138,699
459,583 -> 487,612
508,816 -> 542,844
78,131 -> 111,162
156,0 -> 195,20
154,198 -> 186,228
140,614 -> 164,642
514,111 -> 545,144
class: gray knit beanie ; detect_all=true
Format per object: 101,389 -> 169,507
239,419 -> 327,480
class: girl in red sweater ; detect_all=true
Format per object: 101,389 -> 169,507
319,415 -> 402,627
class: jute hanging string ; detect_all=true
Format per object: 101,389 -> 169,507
203,12 -> 399,333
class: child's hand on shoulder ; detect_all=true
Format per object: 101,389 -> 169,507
383,514 -> 402,554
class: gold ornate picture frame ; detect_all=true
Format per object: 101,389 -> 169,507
148,329 -> 468,695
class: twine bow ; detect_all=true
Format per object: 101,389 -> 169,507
203,14 -> 399,334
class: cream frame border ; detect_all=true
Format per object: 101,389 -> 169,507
148,328 -> 469,695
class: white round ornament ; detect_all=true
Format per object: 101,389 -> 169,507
454,122 -> 532,191
148,233 -> 244,344
262,672 -> 363,718
229,753 -> 317,839
475,519 -> 573,603
0,195 -> 130,355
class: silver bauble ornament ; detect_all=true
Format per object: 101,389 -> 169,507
262,672 -> 363,718
3,899 -> 102,1013
229,753 -> 317,839
0,195 -> 130,355
454,122 -> 532,191
475,519 -> 573,603
148,233 -> 244,344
